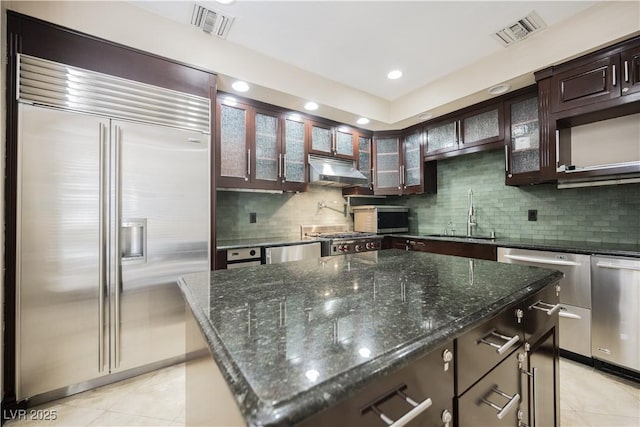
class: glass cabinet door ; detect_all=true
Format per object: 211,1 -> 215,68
403,131 -> 423,191
284,118 -> 307,184
509,96 -> 539,175
219,103 -> 249,183
425,121 -> 457,156
254,111 -> 279,183
460,106 -> 503,148
335,128 -> 355,158
310,123 -> 333,155
374,136 -> 400,193
357,135 -> 371,188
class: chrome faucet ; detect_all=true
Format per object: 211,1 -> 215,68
467,189 -> 476,237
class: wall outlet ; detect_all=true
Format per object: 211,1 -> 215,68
249,213 -> 257,223
528,209 -> 538,221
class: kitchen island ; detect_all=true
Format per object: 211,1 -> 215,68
178,250 -> 563,427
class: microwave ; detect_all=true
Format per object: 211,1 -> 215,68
352,205 -> 409,234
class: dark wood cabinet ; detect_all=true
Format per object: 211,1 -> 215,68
342,130 -> 375,196
308,120 -> 357,160
504,91 -> 542,186
621,45 -> 640,96
424,101 -> 504,161
385,237 -> 497,261
550,55 -> 620,113
216,98 -> 308,192
459,103 -> 504,149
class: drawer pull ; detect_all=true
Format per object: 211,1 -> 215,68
481,387 -> 520,420
365,386 -> 433,427
529,300 -> 561,316
478,330 -> 520,355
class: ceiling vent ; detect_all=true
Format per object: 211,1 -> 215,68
493,11 -> 546,47
191,3 -> 235,38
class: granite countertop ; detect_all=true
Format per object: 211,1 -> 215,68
178,250 -> 562,427
392,234 -> 640,258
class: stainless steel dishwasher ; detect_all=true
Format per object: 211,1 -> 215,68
498,247 -> 592,357
591,256 -> 640,373
264,242 -> 322,264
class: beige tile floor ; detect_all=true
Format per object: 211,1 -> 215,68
5,358 -> 639,426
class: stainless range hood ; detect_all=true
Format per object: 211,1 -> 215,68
308,154 -> 367,187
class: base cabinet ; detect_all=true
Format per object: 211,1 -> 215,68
522,328 -> 559,427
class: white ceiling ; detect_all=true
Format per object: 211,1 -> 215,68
131,0 -> 595,101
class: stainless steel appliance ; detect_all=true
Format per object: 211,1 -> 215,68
301,225 -> 383,256
497,248 -> 592,357
264,242 -> 322,264
16,55 -> 210,401
227,248 -> 261,269
308,154 -> 368,187
352,205 -> 409,234
591,256 -> 640,373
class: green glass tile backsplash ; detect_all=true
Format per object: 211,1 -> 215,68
397,150 -> 640,244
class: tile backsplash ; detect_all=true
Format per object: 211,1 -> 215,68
396,150 -> 640,244
216,150 -> 639,244
216,186 -> 350,241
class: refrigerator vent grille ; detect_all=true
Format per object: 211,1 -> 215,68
17,54 -> 211,133
493,11 -> 546,46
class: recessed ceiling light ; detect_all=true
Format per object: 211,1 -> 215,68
304,102 -> 319,111
387,70 -> 403,80
418,113 -> 433,121
356,117 -> 370,125
223,96 -> 237,106
231,81 -> 249,92
215,0 -> 236,4
488,83 -> 511,95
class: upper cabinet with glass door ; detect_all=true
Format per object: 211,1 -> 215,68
505,92 -> 541,186
216,97 -> 308,192
401,130 -> 424,194
424,101 -> 504,160
373,135 -> 401,195
309,119 -> 356,160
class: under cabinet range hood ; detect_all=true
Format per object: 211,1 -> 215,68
308,154 -> 367,187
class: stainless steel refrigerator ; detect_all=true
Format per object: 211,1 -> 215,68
16,103 -> 210,401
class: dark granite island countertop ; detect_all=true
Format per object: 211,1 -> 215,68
178,250 -> 563,427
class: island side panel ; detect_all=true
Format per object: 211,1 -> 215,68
186,306 -> 245,427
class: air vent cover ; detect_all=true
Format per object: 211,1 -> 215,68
494,11 -> 546,46
191,3 -> 235,38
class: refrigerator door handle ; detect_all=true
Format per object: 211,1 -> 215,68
114,125 -> 122,369
99,122 -> 107,372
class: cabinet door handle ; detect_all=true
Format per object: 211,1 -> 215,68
504,145 -> 509,172
371,166 -> 375,188
612,64 -> 617,86
624,60 -> 630,83
478,330 -> 520,354
529,300 -> 561,316
481,387 -> 520,420
246,149 -> 251,181
365,386 -> 433,427
283,153 -> 287,181
558,308 -> 582,320
278,153 -> 282,178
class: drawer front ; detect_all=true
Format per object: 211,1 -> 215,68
456,353 -> 523,427
299,342 -> 454,427
523,283 -> 561,344
457,307 -> 523,394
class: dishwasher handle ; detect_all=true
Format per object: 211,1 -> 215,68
503,254 -> 581,267
595,262 -> 640,272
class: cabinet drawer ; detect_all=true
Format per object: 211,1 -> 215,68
299,342 -> 454,427
456,352 -> 523,426
456,307 -> 522,394
523,283 -> 561,344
